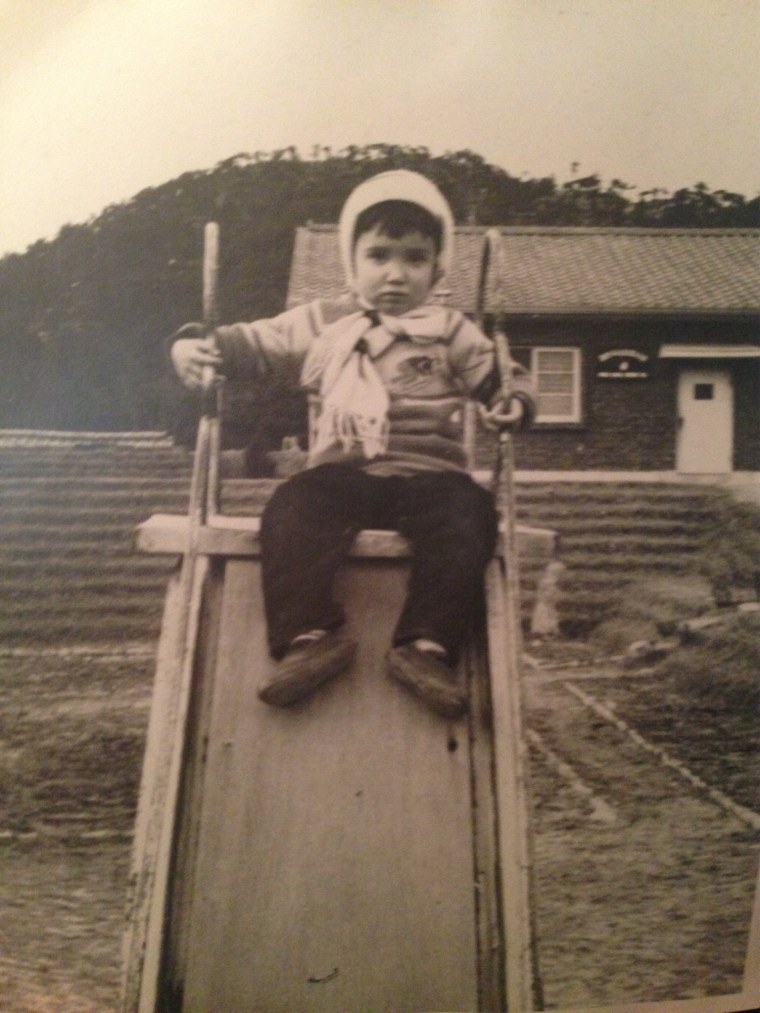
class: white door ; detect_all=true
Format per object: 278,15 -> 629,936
677,368 -> 733,473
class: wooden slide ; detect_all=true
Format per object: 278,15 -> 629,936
120,227 -> 553,1012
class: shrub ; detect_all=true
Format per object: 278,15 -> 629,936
588,575 -> 714,652
698,497 -> 760,605
658,612 -> 760,711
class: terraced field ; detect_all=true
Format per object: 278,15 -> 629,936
0,432 -> 728,644
0,433 -> 190,645
516,481 -> 724,633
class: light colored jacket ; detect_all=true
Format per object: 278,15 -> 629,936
175,297 -> 537,475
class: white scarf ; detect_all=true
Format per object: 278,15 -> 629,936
302,306 -> 451,460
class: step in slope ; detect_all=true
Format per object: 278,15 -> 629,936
0,436 -> 726,644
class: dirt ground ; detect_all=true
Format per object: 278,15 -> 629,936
0,649 -> 151,1013
0,645 -> 757,1012
524,661 -> 759,1008
1,840 -> 129,1013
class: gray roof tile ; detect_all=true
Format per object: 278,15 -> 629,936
286,225 -> 760,316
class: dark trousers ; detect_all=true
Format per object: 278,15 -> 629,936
260,464 -> 499,661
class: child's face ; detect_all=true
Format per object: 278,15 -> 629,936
353,225 -> 439,316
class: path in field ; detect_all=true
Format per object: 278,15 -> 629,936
525,661 -> 759,1008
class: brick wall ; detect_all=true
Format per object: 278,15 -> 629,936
500,318 -> 758,472
734,359 -> 760,470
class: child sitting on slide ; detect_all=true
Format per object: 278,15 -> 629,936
170,170 -> 536,719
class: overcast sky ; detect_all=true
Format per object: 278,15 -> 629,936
1,0 -> 758,256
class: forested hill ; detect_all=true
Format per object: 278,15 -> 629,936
1,144 -> 758,433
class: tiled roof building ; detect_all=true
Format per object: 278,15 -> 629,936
287,225 -> 760,482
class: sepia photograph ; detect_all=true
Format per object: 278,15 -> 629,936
1,2 -> 759,1011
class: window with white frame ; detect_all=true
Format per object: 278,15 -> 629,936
531,347 -> 582,422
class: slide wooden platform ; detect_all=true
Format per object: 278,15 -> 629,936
122,513 -> 549,1012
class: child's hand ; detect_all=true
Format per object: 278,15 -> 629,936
171,337 -> 222,390
481,396 -> 525,431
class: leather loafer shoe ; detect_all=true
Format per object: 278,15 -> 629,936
386,644 -> 468,719
259,633 -> 356,707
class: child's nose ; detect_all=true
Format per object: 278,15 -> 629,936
385,258 -> 406,281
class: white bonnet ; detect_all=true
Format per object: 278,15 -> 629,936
337,170 -> 455,287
